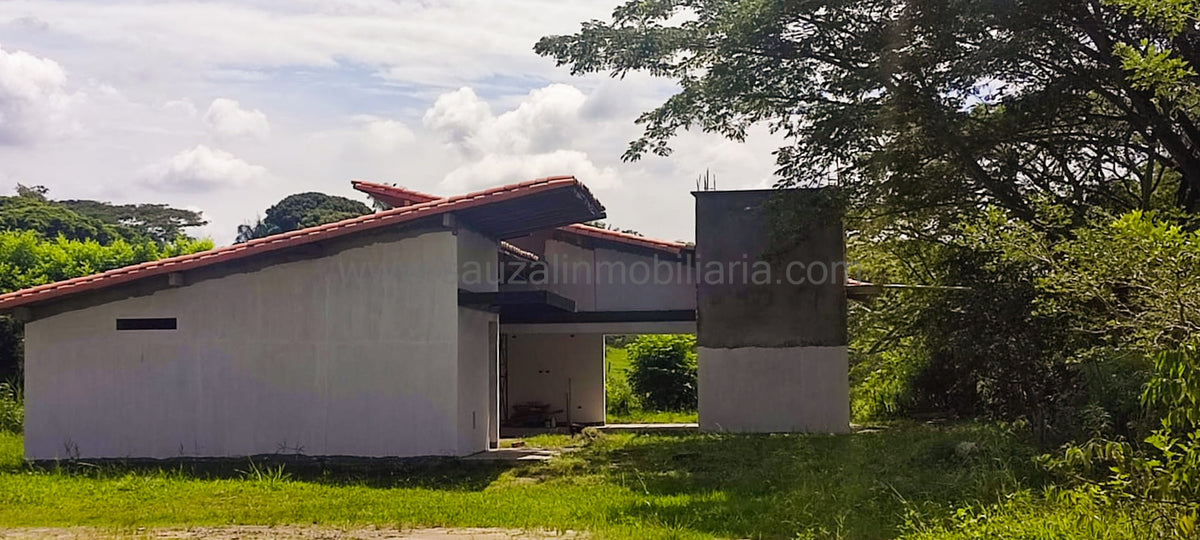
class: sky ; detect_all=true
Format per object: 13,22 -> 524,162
0,0 -> 783,245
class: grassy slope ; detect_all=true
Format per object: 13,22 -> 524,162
0,425 -> 1059,539
606,345 -> 631,375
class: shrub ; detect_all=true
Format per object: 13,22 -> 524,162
0,317 -> 21,383
605,373 -> 638,417
627,335 -> 697,411
0,381 -> 21,433
850,335 -> 924,421
1034,213 -> 1200,536
1041,345 -> 1200,538
847,211 -> 1081,431
848,209 -> 1179,441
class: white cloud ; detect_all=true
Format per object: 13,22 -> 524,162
426,83 -> 621,191
424,84 -> 589,156
422,87 -> 493,150
358,117 -> 414,155
0,2 -> 786,246
0,1 -> 618,92
160,98 -> 197,118
0,45 -> 82,144
203,98 -> 269,139
442,150 -> 621,192
491,84 -> 588,154
141,145 -> 268,192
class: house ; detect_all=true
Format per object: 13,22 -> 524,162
0,176 -> 854,461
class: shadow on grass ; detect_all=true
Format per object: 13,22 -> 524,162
578,424 -> 1048,538
8,453 -> 525,491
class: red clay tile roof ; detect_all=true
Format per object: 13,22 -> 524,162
560,223 -> 689,254
351,184 -> 546,262
0,176 -> 598,311
352,180 -> 691,255
351,181 -> 440,206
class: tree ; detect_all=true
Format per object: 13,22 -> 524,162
0,196 -> 123,244
627,334 -> 698,411
14,184 -> 48,201
0,186 -> 206,244
236,192 -> 373,243
536,0 -> 1200,227
60,200 -> 207,244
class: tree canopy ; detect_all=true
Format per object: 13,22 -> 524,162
536,0 -> 1200,227
236,192 -> 373,242
543,5 -> 1200,529
0,196 -> 124,245
0,185 -> 206,244
60,200 -> 207,244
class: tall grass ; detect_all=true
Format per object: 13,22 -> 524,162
0,381 -> 20,434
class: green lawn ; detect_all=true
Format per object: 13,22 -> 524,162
605,345 -> 632,375
606,410 -> 699,424
0,424 -> 1077,539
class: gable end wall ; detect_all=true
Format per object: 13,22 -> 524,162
24,229 -> 462,459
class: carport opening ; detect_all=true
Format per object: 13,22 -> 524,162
497,330 -> 697,439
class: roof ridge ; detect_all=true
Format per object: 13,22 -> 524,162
350,180 -> 441,204
353,181 -> 686,252
563,223 -> 687,250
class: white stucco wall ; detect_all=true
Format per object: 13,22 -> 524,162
24,230 -> 468,460
454,227 -> 500,455
512,239 -> 697,313
457,227 -> 499,294
503,333 -> 605,425
457,308 -> 497,455
592,248 -> 695,312
698,346 -> 850,434
539,239 -> 597,311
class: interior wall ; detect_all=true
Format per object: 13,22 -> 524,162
24,230 -> 463,460
503,333 -> 605,425
487,321 -> 499,447
504,239 -> 597,311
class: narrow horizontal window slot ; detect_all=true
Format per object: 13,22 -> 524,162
116,318 -> 177,331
